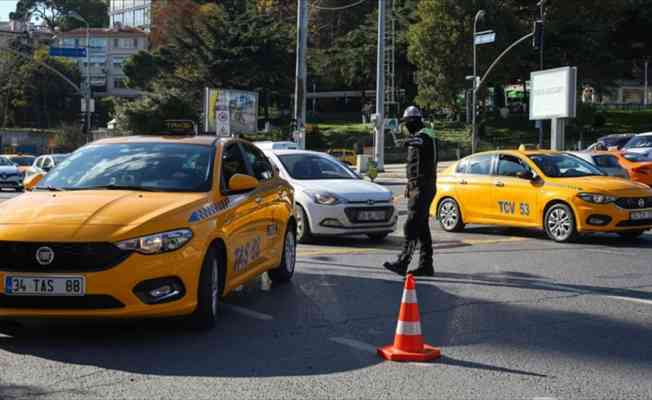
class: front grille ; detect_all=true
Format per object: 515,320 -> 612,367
344,206 -> 394,224
615,197 -> 652,210
0,294 -> 124,309
0,242 -> 132,273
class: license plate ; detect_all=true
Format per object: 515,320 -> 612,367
4,276 -> 85,296
0,183 -> 15,188
630,210 -> 652,221
358,210 -> 386,222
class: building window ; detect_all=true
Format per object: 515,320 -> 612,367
112,56 -> 127,69
89,38 -> 107,51
62,38 -> 76,48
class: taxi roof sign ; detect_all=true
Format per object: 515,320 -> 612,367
160,120 -> 197,135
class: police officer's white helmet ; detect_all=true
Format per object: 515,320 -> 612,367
402,106 -> 423,119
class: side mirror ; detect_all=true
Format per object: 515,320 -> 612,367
228,174 -> 258,193
24,173 -> 44,191
516,170 -> 535,181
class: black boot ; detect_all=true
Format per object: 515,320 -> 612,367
383,241 -> 417,276
410,249 -> 434,277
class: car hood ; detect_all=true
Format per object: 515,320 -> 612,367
0,191 -> 206,241
546,176 -> 652,196
0,166 -> 19,174
292,179 -> 392,202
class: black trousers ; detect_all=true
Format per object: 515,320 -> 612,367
398,186 -> 435,265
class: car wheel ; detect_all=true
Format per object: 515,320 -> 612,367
295,204 -> 313,244
367,233 -> 389,241
544,203 -> 577,242
268,226 -> 296,284
618,230 -> 646,240
188,246 -> 224,330
438,198 -> 465,232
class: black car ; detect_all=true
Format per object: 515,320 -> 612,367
586,133 -> 636,151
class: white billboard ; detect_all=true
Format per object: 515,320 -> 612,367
529,67 -> 577,120
204,88 -> 258,136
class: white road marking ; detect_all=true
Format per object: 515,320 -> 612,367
534,282 -> 652,306
330,337 -> 377,354
605,296 -> 652,306
224,304 -> 274,321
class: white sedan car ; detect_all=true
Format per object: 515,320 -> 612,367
263,150 -> 397,243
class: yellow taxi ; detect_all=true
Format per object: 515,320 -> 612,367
0,133 -> 296,329
432,150 -> 652,242
327,148 -> 357,166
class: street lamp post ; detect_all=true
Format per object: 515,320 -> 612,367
67,11 -> 91,141
471,10 -> 485,154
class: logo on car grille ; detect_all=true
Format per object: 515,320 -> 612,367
639,199 -> 646,208
35,247 -> 55,266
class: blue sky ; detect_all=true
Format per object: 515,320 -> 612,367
0,1 -> 18,21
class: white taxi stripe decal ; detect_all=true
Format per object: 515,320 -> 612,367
401,289 -> 418,304
395,321 -> 422,336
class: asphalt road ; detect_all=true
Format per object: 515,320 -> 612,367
1,188 -> 652,399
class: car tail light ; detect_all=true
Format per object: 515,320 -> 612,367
632,166 -> 651,175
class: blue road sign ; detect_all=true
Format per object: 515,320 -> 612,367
48,47 -> 87,58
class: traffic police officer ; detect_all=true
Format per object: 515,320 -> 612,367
384,106 -> 437,277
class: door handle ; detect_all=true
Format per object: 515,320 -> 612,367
495,181 -> 505,187
460,179 -> 468,185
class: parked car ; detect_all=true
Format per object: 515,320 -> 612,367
0,156 -> 24,192
2,154 -> 35,176
328,148 -> 357,166
255,141 -> 298,151
263,149 -> 397,243
621,132 -> 652,160
568,151 -> 629,179
609,151 -> 652,187
24,153 -> 70,181
586,133 -> 636,151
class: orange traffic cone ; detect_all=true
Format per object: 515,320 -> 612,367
378,274 -> 441,362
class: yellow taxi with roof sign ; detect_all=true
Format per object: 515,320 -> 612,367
432,149 -> 652,242
0,124 -> 295,329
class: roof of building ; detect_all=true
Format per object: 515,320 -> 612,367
61,27 -> 147,37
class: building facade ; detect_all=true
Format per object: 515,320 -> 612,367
58,27 -> 148,98
109,0 -> 153,31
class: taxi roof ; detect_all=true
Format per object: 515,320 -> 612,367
91,135 -> 230,147
470,149 -> 559,158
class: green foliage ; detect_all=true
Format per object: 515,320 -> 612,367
11,0 -> 108,29
113,86 -> 199,134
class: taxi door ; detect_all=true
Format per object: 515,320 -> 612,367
240,142 -> 284,262
454,154 -> 496,222
219,142 -> 270,283
491,154 -> 539,226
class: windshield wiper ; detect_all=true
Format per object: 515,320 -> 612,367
65,184 -> 161,192
34,185 -> 65,192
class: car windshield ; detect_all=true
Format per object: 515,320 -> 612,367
529,154 -> 604,178
623,135 -> 652,149
8,156 -> 34,166
38,143 -> 214,192
0,157 -> 14,167
278,154 -> 356,180
603,136 -> 633,149
52,155 -> 68,163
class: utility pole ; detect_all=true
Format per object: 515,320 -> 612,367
471,10 -> 485,154
293,0 -> 308,149
537,0 -> 546,147
645,58 -> 649,106
374,0 -> 385,170
68,11 -> 91,141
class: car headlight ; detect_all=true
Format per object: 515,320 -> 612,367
116,229 -> 193,255
306,191 -> 341,205
577,193 -> 616,204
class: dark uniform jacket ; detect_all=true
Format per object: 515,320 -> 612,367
405,128 -> 438,198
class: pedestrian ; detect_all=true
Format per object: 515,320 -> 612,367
384,106 -> 438,277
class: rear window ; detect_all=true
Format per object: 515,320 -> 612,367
593,155 -> 621,168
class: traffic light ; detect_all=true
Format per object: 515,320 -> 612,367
533,20 -> 544,50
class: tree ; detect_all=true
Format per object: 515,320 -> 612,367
10,0 -> 108,30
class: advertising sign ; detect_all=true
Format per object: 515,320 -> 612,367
529,67 -> 577,120
204,88 -> 258,136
